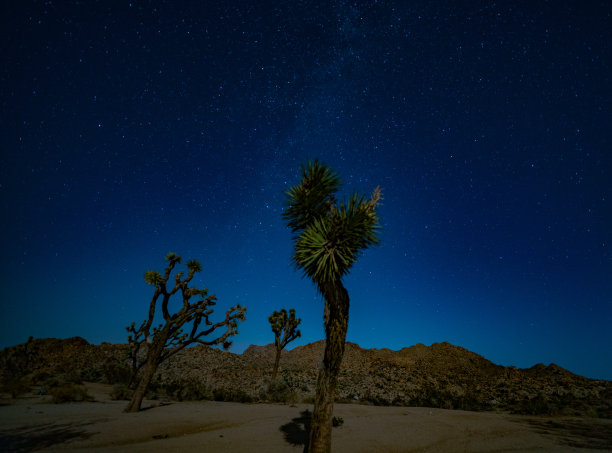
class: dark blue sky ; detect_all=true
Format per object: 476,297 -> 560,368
1,1 -> 610,380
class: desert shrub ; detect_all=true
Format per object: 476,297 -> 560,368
155,379 -> 211,401
167,379 -> 212,401
212,388 -> 227,402
110,384 -> 133,400
362,390 -> 391,406
36,377 -> 60,395
50,384 -> 93,403
454,392 -> 488,411
2,377 -> 31,398
31,371 -> 54,385
53,359 -> 79,378
60,372 -> 83,385
391,396 -> 406,406
302,395 -> 315,404
236,391 -> 254,403
512,394 -> 554,415
160,381 -> 181,398
79,367 -> 102,382
265,379 -> 297,403
212,387 -> 253,403
102,362 -> 131,385
372,396 -> 392,406
36,376 -> 60,395
142,375 -> 168,400
408,384 -> 485,411
332,416 -> 344,427
582,405 -> 599,418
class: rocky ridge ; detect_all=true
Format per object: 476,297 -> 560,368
2,337 -> 610,417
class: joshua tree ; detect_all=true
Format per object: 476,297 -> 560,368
283,160 -> 381,453
123,252 -> 247,413
268,308 -> 302,381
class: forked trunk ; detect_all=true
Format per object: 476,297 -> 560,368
308,280 -> 349,453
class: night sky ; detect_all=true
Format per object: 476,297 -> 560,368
1,1 -> 611,380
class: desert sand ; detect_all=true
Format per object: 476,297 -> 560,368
1,383 -> 610,452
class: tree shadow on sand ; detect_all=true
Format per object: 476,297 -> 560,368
0,421 -> 97,453
280,409 -> 312,452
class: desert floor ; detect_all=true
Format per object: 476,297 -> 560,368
1,383 -> 610,452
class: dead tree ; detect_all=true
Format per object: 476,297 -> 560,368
124,252 -> 247,413
268,308 -> 301,381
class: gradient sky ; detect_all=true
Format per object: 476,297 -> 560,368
1,1 -> 610,380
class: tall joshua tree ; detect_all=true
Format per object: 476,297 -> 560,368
124,252 -> 247,413
283,160 -> 381,453
268,308 -> 302,381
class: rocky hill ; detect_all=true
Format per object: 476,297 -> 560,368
1,337 -> 610,418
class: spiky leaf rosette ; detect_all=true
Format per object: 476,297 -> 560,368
144,270 -> 163,286
186,259 -> 202,272
165,252 -> 180,263
285,161 -> 382,283
283,160 -> 341,233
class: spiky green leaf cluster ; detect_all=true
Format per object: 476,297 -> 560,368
284,160 -> 381,283
165,252 -> 181,263
144,270 -> 163,286
186,259 -> 202,272
283,160 -> 341,233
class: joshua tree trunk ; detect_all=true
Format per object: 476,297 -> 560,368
271,351 -> 281,381
308,280 -> 349,453
124,333 -> 167,413
123,357 -> 155,413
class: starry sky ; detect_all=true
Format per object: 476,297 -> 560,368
1,1 -> 611,380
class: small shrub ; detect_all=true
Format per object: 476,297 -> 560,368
266,379 -> 297,403
302,395 -> 315,404
212,387 -> 253,403
3,377 -> 31,398
31,371 -> 54,385
512,394 -> 553,415
363,393 -> 391,406
36,377 -> 60,395
145,375 -> 165,399
110,384 -> 133,400
50,384 -> 93,403
60,372 -> 83,385
155,380 -> 212,401
160,381 -> 180,399
79,367 -> 102,382
102,362 -> 131,385
176,380 -> 212,401
332,416 -> 344,427
583,405 -> 599,418
235,390 -> 254,403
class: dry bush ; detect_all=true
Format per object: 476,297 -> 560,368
50,383 -> 93,403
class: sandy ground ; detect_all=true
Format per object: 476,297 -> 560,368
1,383 -> 610,452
